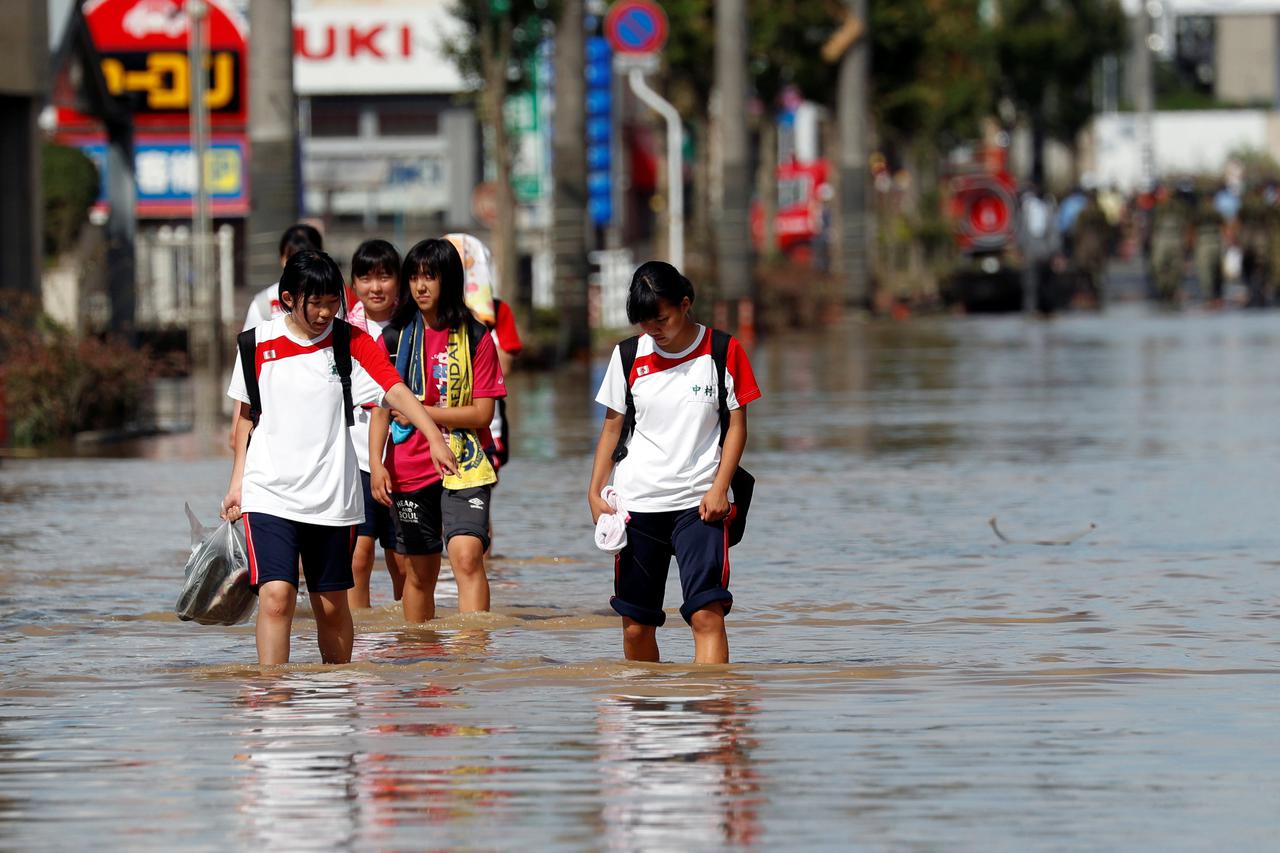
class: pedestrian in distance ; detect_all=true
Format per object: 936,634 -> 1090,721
345,239 -> 407,609
369,239 -> 507,623
587,261 -> 762,664
228,223 -> 325,449
221,250 -> 458,666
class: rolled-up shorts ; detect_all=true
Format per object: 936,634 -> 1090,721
392,482 -> 492,556
242,512 -> 355,593
356,469 -> 399,550
611,506 -> 734,627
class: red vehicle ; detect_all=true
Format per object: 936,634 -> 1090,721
751,158 -> 829,262
940,145 -> 1024,312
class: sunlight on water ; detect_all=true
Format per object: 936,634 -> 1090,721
2,306 -> 1279,849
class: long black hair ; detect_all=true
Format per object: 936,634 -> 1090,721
626,261 -> 695,324
391,238 -> 473,330
277,250 -> 346,321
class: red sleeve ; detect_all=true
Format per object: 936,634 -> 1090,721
351,327 -> 402,391
726,337 -> 761,407
493,300 -> 523,354
471,332 -> 507,398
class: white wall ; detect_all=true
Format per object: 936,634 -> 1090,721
1088,110 -> 1273,190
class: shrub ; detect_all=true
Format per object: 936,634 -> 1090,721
0,297 -> 155,447
42,142 -> 100,262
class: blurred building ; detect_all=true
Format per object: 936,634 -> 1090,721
293,0 -> 480,260
1086,1 -> 1280,191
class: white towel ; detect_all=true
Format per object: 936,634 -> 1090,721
594,486 -> 628,553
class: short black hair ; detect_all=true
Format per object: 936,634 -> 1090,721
351,239 -> 401,279
625,261 -> 695,324
278,223 -> 323,259
391,238 -> 472,331
277,250 -> 346,318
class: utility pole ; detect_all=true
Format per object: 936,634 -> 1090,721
837,0 -> 871,308
187,0 -> 221,436
553,0 -> 590,360
715,0 -> 752,334
247,0 -> 300,290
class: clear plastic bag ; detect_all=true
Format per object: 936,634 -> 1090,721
175,503 -> 256,626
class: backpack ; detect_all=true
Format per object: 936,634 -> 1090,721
611,328 -> 755,547
237,320 -> 355,430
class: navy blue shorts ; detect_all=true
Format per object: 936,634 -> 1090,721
611,507 -> 734,627
242,512 -> 356,593
357,470 -> 399,550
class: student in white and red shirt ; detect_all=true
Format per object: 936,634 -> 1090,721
221,251 -> 457,666
588,261 -> 761,665
344,239 -> 406,611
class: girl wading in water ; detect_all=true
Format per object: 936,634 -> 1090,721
221,251 -> 457,666
588,262 -> 761,664
369,238 -> 507,623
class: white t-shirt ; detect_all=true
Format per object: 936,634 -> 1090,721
350,316 -> 389,473
241,281 -> 283,331
227,317 -> 403,526
595,325 -> 761,512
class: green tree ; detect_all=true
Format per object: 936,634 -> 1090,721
993,0 -> 1127,185
447,0 -> 557,301
42,142 -> 99,261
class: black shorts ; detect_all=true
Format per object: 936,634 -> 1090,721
611,507 -> 734,627
242,512 -> 355,593
356,470 -> 399,550
392,482 -> 492,556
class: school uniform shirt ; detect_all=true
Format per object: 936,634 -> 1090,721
350,317 -> 390,473
596,325 -> 761,513
227,317 -> 403,526
487,299 -> 523,449
241,281 -> 283,331
379,325 -> 506,493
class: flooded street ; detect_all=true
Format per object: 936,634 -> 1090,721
2,305 -> 1279,850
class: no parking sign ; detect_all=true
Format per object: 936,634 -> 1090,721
604,0 -> 668,55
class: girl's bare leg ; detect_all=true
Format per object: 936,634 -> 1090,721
622,617 -> 660,662
690,604 -> 729,664
348,536 -> 376,609
402,554 -> 441,622
256,580 -> 298,665
384,549 -> 406,601
311,589 -> 355,663
448,535 -> 490,613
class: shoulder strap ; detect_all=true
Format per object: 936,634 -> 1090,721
610,335 -> 641,463
236,328 -> 261,426
466,315 -> 489,361
712,328 -> 731,446
333,321 -> 354,427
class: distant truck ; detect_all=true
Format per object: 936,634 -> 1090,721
751,158 -> 830,263
940,167 -> 1024,312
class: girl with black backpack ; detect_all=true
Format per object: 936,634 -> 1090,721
587,262 -> 762,664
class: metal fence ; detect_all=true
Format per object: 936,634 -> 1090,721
134,224 -> 236,330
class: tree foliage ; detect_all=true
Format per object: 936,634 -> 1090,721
43,142 -> 99,261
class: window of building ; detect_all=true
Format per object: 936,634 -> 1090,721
376,100 -> 440,137
309,99 -> 362,138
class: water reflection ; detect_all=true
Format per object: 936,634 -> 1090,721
236,676 -> 361,849
597,683 -> 761,848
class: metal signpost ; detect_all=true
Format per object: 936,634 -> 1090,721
604,0 -> 681,271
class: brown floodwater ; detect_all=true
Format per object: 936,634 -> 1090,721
2,305 -> 1278,850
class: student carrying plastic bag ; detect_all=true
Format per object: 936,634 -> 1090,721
175,503 -> 255,626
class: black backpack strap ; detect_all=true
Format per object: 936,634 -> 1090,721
711,329 -> 732,446
610,335 -> 641,463
333,320 -> 354,427
467,314 -> 489,362
236,328 -> 261,427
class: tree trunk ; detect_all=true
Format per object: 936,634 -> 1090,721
482,20 -> 517,324
691,117 -> 713,278
552,0 -> 590,360
716,0 -> 752,328
837,0 -> 871,307
757,117 -> 778,262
